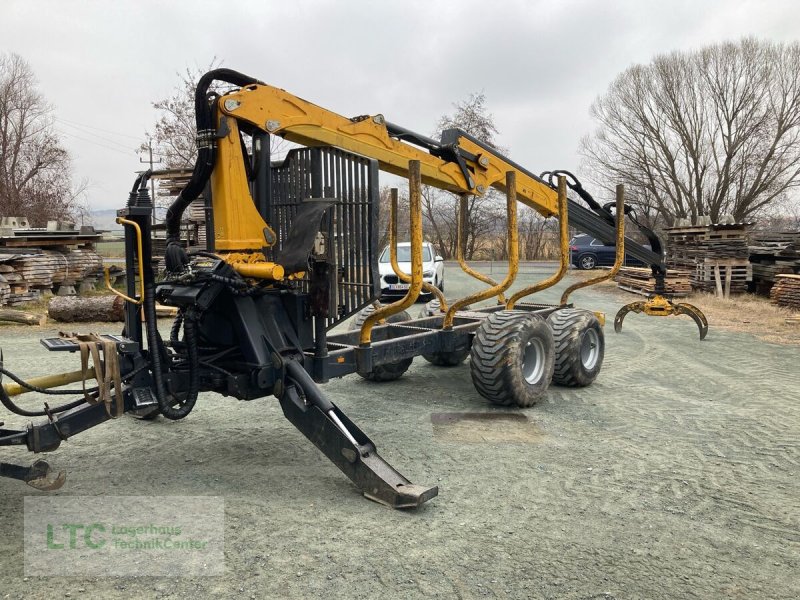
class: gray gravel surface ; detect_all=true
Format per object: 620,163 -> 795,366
0,265 -> 797,599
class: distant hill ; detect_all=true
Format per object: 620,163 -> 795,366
89,208 -> 167,232
88,209 -> 122,232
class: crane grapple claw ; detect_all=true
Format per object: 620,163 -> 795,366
614,295 -> 708,340
671,302 -> 709,340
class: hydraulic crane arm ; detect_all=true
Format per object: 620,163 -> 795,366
214,82 -> 664,270
218,83 -> 559,217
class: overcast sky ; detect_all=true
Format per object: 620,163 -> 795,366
3,0 -> 800,212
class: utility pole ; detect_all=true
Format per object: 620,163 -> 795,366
139,138 -> 163,224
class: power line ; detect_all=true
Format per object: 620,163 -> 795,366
56,128 -> 136,156
57,120 -> 137,151
55,116 -> 142,141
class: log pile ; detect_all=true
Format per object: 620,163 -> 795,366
615,266 -> 692,297
0,273 -> 9,305
770,274 -> 800,310
665,222 -> 752,296
748,231 -> 800,295
0,247 -> 103,307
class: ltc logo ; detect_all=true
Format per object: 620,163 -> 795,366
46,524 -> 105,549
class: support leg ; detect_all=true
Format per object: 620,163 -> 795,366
280,361 -> 437,509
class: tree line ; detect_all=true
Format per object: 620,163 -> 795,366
4,38 -> 800,246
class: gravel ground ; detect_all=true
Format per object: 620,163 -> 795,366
0,265 -> 798,599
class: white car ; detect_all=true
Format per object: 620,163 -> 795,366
378,241 -> 444,298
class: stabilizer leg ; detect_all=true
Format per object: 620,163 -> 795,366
280,361 -> 437,509
0,460 -> 65,490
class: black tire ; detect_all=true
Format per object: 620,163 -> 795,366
578,254 -> 597,270
470,310 -> 555,407
547,308 -> 604,387
438,277 -> 444,293
349,305 -> 413,382
423,347 -> 470,367
419,299 -> 470,366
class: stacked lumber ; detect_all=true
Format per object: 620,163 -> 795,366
615,266 -> 692,297
748,231 -> 800,295
770,274 -> 800,310
666,222 -> 752,296
0,274 -> 9,305
0,248 -> 103,306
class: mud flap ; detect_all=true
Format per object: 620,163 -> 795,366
278,383 -> 437,509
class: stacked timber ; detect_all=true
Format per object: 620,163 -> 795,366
150,170 -> 207,261
615,266 -> 692,297
0,273 -> 9,305
748,231 -> 800,295
0,247 -> 103,306
770,274 -> 800,310
666,222 -> 752,296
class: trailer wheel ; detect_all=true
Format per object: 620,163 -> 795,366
470,310 -> 555,407
419,298 -> 470,318
422,346 -> 470,367
350,305 -> 413,382
546,308 -> 604,387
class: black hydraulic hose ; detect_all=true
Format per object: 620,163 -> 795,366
0,368 -> 100,396
143,281 -> 174,419
170,312 -> 184,345
0,364 -> 147,418
181,312 -> 200,414
146,283 -> 197,421
0,386 -> 85,418
164,69 -> 263,271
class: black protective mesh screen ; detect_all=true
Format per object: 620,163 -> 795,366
270,147 -> 380,328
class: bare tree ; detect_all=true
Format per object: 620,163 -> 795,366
581,38 -> 800,225
418,92 -> 504,259
144,60 -> 288,170
0,53 -> 82,225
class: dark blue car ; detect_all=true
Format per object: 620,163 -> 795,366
570,234 -> 648,270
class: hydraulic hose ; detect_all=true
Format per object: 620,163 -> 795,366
164,68 -> 263,272
144,282 -> 195,420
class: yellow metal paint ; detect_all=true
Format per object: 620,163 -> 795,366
211,115 -> 277,251
219,84 -> 558,218
443,171 -> 520,329
387,188 -> 447,312
454,193 -> 506,304
360,161 -> 424,345
507,176 -> 570,308
220,252 -> 285,280
2,367 -> 96,397
105,217 -> 144,305
560,184 -> 626,305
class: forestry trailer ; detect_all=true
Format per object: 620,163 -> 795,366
0,69 -> 707,507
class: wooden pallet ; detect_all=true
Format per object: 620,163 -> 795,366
692,259 -> 751,298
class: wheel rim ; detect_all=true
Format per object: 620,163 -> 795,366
581,256 -> 594,269
522,337 -> 546,384
580,328 -> 600,370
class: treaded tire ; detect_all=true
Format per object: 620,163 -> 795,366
546,308 -> 604,387
422,344 -> 470,367
470,310 -> 555,407
349,306 -> 413,382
